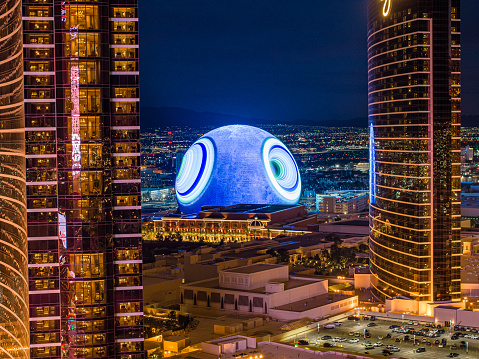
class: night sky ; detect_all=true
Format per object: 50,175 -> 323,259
139,1 -> 479,123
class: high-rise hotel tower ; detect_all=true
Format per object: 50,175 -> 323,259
24,1 -> 143,358
0,0 -> 30,357
368,0 -> 461,302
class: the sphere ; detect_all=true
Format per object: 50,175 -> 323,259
175,125 -> 301,213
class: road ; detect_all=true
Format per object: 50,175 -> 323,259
280,316 -> 479,359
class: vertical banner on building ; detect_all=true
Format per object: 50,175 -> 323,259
70,64 -> 81,178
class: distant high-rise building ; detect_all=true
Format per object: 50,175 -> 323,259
0,1 -> 29,357
24,1 -> 144,358
368,0 -> 461,301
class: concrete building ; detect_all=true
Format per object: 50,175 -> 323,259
316,191 -> 368,214
180,263 -> 358,321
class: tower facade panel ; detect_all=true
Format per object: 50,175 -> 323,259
0,0 -> 30,357
368,0 -> 461,302
24,1 -> 143,357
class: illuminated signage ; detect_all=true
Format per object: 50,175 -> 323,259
382,0 -> 391,16
59,212 -> 67,248
61,1 -> 67,22
71,65 -> 81,178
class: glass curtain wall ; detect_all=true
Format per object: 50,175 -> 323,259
0,0 -> 30,358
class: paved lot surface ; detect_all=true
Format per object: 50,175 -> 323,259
280,316 -> 479,359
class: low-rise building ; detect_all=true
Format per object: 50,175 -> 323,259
316,191 -> 368,214
180,263 -> 358,320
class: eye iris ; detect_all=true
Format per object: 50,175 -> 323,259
270,160 -> 283,178
262,138 -> 301,203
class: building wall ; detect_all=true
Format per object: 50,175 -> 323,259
23,1 -> 144,358
269,296 -> 358,321
180,278 -> 328,318
368,0 -> 461,302
0,0 -> 29,357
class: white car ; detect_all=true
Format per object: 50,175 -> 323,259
338,338 -> 347,342
332,337 -> 342,342
390,347 -> 400,352
324,324 -> 335,329
350,338 -> 359,343
374,342 -> 383,347
334,321 -> 343,326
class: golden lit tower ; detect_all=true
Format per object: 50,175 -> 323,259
24,1 -> 143,357
0,0 -> 30,357
368,0 -> 461,302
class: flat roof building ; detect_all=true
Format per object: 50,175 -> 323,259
180,264 -> 358,321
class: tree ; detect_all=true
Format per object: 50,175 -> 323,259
276,248 -> 290,263
266,248 -> 277,257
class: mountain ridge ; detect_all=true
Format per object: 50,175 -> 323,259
140,106 -> 479,129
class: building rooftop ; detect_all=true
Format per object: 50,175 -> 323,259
273,293 -> 354,312
329,219 -> 369,227
222,263 -> 284,274
209,204 -> 300,214
184,277 -> 319,293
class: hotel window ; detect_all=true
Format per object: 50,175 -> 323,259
114,168 -> 140,180
112,21 -> 136,32
65,88 -> 102,113
25,20 -> 51,30
25,34 -> 51,44
64,33 -> 100,57
112,7 -> 136,18
114,142 -> 138,153
26,61 -> 51,72
26,89 -> 52,99
116,249 -> 140,261
67,60 -> 100,84
69,253 -> 105,278
113,60 -> 137,72
112,48 -> 136,59
26,6 -> 50,17
65,116 -> 101,140
113,34 -> 136,45
114,101 -> 136,113
114,195 -> 138,207
25,47 -> 52,59
25,75 -> 52,86
64,5 -> 99,30
114,88 -> 137,98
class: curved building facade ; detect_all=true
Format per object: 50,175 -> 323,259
176,125 -> 302,213
368,0 -> 461,302
0,0 -> 30,357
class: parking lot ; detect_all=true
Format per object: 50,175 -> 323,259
281,316 -> 479,359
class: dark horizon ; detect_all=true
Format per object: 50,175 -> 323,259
139,1 -> 479,122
